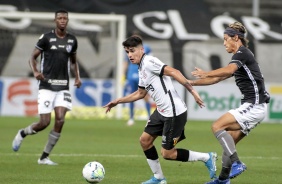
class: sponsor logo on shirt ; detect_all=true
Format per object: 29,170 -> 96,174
67,39 -> 74,43
46,79 -> 68,86
50,38 -> 56,42
58,45 -> 65,48
50,45 -> 57,50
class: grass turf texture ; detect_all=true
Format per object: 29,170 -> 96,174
0,116 -> 281,184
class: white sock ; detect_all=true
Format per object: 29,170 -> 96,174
146,159 -> 165,179
188,151 -> 209,162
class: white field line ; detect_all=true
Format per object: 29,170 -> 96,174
0,153 -> 281,160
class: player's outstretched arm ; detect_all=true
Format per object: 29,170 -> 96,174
163,66 -> 205,108
103,88 -> 147,113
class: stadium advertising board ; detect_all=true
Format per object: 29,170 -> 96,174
187,83 -> 282,123
0,77 -> 281,123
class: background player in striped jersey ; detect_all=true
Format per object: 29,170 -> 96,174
191,21 -> 270,184
12,9 -> 82,165
104,36 -> 218,184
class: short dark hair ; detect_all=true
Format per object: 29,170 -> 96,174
122,36 -> 143,48
55,9 -> 68,17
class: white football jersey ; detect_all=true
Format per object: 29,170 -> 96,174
138,54 -> 187,117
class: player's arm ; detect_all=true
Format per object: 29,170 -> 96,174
70,53 -> 82,88
163,65 -> 204,108
104,88 -> 147,113
190,64 -> 237,85
29,48 -> 44,81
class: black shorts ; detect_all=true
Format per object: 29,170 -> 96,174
144,109 -> 187,150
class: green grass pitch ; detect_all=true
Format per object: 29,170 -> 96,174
0,116 -> 281,184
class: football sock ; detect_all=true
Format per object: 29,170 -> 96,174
219,151 -> 232,180
188,150 -> 209,162
222,151 -> 232,168
230,152 -> 240,163
176,148 -> 189,162
144,146 -> 164,179
144,146 -> 158,160
20,130 -> 26,138
40,152 -> 49,160
23,123 -> 37,135
219,167 -> 231,180
215,130 -> 236,157
43,130 -> 60,156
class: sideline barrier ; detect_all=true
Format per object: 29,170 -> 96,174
0,77 -> 281,123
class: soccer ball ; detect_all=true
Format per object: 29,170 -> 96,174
82,161 -> 105,183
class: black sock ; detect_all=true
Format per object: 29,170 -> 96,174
219,167 -> 231,180
40,152 -> 49,160
176,149 -> 189,162
144,146 -> 158,160
230,152 -> 240,163
20,130 -> 26,138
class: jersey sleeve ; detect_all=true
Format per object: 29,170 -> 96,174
71,37 -> 78,54
35,34 -> 47,51
230,51 -> 248,68
148,57 -> 165,76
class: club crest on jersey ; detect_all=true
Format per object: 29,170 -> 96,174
66,45 -> 72,53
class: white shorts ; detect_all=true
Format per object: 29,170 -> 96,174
38,89 -> 72,114
229,102 -> 267,135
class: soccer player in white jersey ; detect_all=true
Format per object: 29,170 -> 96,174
190,22 -> 270,184
104,36 -> 217,184
12,9 -> 82,165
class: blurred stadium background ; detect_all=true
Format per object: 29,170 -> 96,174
0,0 -> 281,122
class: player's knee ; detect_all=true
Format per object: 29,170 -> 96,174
55,117 -> 65,125
139,136 -> 151,150
211,121 -> 221,132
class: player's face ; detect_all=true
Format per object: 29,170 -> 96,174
223,34 -> 236,53
124,45 -> 144,64
55,13 -> 69,30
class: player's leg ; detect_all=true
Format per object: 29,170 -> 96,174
141,110 -> 166,184
38,90 -> 71,165
205,130 -> 245,184
12,89 -> 54,152
160,111 -> 217,179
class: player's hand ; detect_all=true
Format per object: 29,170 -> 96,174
191,90 -> 205,108
34,72 -> 45,81
74,79 -> 82,88
103,100 -> 118,113
191,67 -> 207,79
